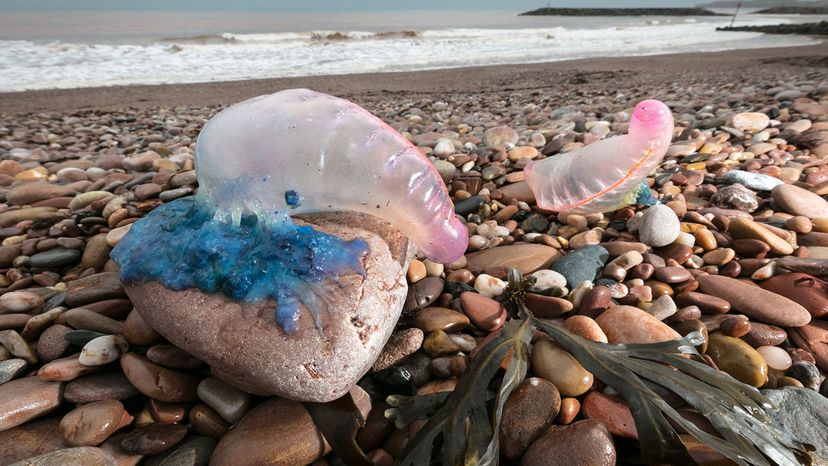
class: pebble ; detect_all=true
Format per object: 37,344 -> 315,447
29,248 -> 82,268
0,418 -> 65,465
144,435 -> 217,466
8,446 -> 114,466
733,112 -> 770,132
696,275 -> 811,327
582,392 -> 637,439
728,217 -> 793,255
527,269 -> 567,292
563,315 -> 607,343
500,377 -> 561,460
405,277 -> 443,312
638,205 -> 680,247
786,361 -> 821,391
0,358 -> 27,384
521,419 -> 616,466
465,243 -> 560,275
120,423 -> 188,455
550,245 -> 609,288
531,339 -> 593,396
79,335 -> 129,366
60,400 -> 133,446
711,183 -> 758,212
652,266 -> 691,283
64,372 -> 140,403
721,170 -> 783,191
761,388 -> 828,460
36,324 -> 71,362
459,291 -> 506,331
196,377 -> 252,424
122,310 -> 162,346
0,291 -> 44,313
760,272 -> 828,319
406,259 -> 426,283
68,191 -> 112,211
209,398 -> 329,466
120,353 -> 199,403
371,328 -> 423,372
706,333 -> 768,387
647,295 -> 677,321
757,345 -> 792,371
0,377 -> 62,431
595,305 -> 681,344
38,354 -> 99,381
772,183 -> 828,219
64,308 -> 124,335
0,330 -> 38,364
472,273 -> 506,298
190,404 -> 230,439
483,126 -> 519,147
414,307 -> 469,333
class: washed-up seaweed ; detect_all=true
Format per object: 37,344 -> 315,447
385,269 -> 814,466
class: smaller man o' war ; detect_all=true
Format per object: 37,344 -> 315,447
524,99 -> 674,213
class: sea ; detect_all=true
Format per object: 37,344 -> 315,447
0,8 -> 823,92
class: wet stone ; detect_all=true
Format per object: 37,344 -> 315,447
59,399 -> 133,447
120,353 -> 199,403
8,446 -> 114,466
521,419 -> 616,466
532,339 -> 593,397
0,377 -> 63,431
36,324 -> 71,362
0,358 -> 28,384
706,333 -> 768,387
550,245 -> 608,288
144,435 -> 217,466
64,371 -> 140,404
0,418 -> 66,465
500,377 -> 561,461
414,307 -> 469,333
29,248 -> 82,268
209,398 -> 329,466
196,377 -> 251,424
120,422 -> 188,455
190,404 -> 230,439
371,328 -> 423,372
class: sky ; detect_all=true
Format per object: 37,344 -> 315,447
0,0 -> 708,10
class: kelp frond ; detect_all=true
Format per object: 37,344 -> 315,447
385,268 -> 814,466
387,316 -> 533,466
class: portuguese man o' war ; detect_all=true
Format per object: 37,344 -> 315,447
196,88 -> 468,265
112,88 -> 467,333
524,99 -> 674,214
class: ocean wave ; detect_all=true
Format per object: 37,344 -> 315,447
161,30 -> 423,45
0,19 -> 816,92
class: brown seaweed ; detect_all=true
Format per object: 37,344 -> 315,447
385,269 -> 814,466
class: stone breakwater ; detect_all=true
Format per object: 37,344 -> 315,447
0,66 -> 828,465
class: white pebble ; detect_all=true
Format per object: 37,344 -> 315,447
432,139 -> 456,156
423,260 -> 444,277
474,274 -> 506,298
528,269 -> 567,292
638,205 -> 680,247
568,280 -> 594,309
757,345 -> 792,371
674,232 -> 696,248
79,335 -> 129,366
0,291 -> 44,313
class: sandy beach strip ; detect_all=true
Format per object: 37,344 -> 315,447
1,42 -> 825,115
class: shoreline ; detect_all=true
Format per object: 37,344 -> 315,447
1,42 -> 825,115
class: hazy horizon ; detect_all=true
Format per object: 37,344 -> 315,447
0,0 -> 714,11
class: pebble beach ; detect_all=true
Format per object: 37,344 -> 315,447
0,43 -> 827,465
